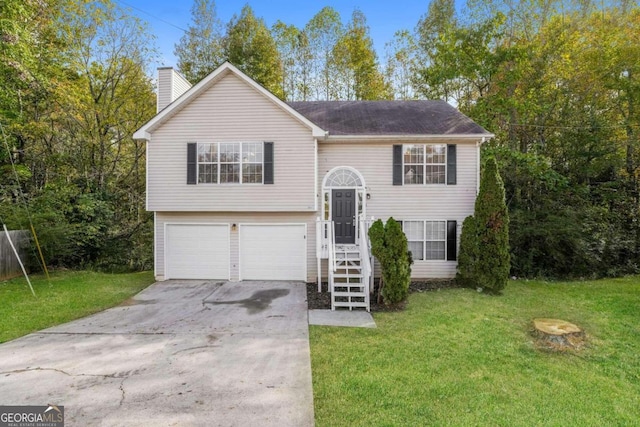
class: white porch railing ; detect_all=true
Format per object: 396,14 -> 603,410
316,218 -> 329,259
316,219 -> 336,292
317,216 -> 374,311
359,217 -> 375,296
330,222 -> 337,272
358,217 -> 371,307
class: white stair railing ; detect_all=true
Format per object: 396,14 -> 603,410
358,217 -> 372,310
316,218 -> 337,292
330,221 -> 337,273
316,219 -> 331,259
318,217 -> 373,311
365,217 -> 375,296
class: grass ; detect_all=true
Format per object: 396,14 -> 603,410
310,276 -> 640,426
0,270 -> 155,343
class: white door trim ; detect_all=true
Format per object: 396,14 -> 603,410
321,166 -> 367,239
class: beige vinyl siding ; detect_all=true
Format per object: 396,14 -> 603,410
156,68 -> 173,113
148,72 -> 316,212
318,140 -> 479,279
171,71 -> 191,102
157,68 -> 192,112
156,211 -> 317,282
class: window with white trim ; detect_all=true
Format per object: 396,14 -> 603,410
403,220 -> 446,260
197,142 -> 263,184
403,144 -> 446,184
241,142 -> 263,183
198,143 -> 218,183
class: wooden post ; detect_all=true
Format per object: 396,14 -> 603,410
2,224 -> 35,297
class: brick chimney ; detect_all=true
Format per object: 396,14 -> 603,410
157,67 -> 192,112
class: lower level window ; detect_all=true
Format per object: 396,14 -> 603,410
403,220 -> 446,260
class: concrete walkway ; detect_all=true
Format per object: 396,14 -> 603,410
308,309 -> 376,328
0,281 -> 314,426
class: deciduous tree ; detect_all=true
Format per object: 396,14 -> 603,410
333,9 -> 390,100
305,7 -> 344,100
384,30 -> 417,100
174,0 -> 224,84
1,0 -> 157,270
224,5 -> 284,99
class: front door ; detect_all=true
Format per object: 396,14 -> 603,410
332,189 -> 356,244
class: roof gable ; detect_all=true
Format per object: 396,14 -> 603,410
287,101 -> 491,137
134,62 -> 492,141
133,62 -> 326,140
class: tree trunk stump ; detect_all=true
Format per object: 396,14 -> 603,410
533,318 -> 585,350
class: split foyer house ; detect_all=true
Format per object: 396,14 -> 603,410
134,62 -> 493,310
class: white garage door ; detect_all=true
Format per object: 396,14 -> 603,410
165,224 -> 229,279
240,224 -> 306,281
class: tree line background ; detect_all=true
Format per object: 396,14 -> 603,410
1,0 -> 638,278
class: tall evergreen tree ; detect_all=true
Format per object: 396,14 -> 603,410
475,157 -> 510,293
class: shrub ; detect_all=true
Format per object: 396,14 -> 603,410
368,219 -> 386,263
382,218 -> 412,303
456,215 -> 478,289
368,217 -> 411,304
0,182 -> 153,272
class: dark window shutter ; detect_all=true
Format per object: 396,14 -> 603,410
447,220 -> 457,261
393,144 -> 403,185
187,143 -> 197,185
447,144 -> 457,185
264,141 -> 274,184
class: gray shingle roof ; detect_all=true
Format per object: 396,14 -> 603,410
287,100 -> 490,136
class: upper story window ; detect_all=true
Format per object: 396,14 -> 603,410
197,142 -> 263,184
403,144 -> 446,184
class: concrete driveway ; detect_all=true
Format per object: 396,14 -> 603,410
0,280 -> 314,426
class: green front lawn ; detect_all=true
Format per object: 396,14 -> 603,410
0,270 -> 155,343
310,277 -> 640,426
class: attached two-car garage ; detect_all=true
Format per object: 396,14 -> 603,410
164,223 -> 306,281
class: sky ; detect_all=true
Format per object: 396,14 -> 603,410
114,0 -> 451,71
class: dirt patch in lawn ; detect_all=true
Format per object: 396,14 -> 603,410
306,279 -> 460,312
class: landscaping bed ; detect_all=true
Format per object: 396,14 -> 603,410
306,279 -> 460,311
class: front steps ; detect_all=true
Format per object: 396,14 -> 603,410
330,245 -> 370,311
